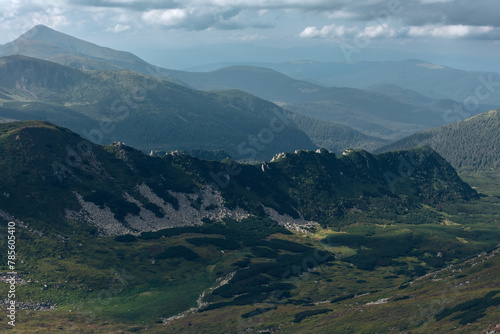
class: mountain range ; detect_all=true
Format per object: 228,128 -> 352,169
0,55 -> 388,160
2,25 -> 495,143
1,25 -> 498,172
0,121 -> 476,233
189,59 -> 500,106
163,65 -> 478,140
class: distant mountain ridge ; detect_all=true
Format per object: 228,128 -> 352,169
376,109 -> 500,171
189,60 -> 500,106
161,65 -> 494,140
0,55 -> 386,159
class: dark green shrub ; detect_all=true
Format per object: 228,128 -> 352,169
156,245 -> 200,261
143,202 -> 164,218
83,190 -> 140,220
393,295 -> 410,301
251,246 -> 279,258
435,291 -> 500,324
331,294 -> 355,303
186,237 -> 240,250
114,234 -> 137,242
146,182 -> 179,210
213,274 -> 270,298
294,309 -> 331,323
241,306 -> 277,319
384,275 -> 399,279
267,239 -> 312,253
232,258 -> 251,268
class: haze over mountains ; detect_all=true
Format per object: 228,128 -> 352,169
189,60 -> 500,106
0,25 -> 496,147
165,65 -> 497,139
0,25 -> 499,171
0,55 -> 388,159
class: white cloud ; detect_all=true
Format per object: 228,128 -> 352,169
300,22 -> 498,41
142,8 -> 188,26
299,22 -> 397,40
359,23 -> 396,38
408,24 -> 494,38
0,0 -> 69,42
325,10 -> 358,20
108,23 -> 131,32
299,24 -> 354,39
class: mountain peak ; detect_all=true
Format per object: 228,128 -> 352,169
0,25 -> 151,73
26,24 -> 52,32
17,24 -> 66,42
15,24 -> 97,48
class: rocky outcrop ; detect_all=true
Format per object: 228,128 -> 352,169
263,206 -> 319,233
65,192 -> 132,236
0,299 -> 56,311
65,184 -> 325,236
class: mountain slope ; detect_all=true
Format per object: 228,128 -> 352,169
0,121 -> 476,233
1,121 -> 498,334
376,109 -> 500,171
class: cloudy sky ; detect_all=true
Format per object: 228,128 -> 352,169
1,0 -> 499,70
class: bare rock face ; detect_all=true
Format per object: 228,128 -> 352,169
65,184 -> 322,236
65,185 -> 250,236
65,193 -> 133,236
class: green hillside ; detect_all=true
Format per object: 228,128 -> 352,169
0,121 -> 499,333
376,109 -> 500,172
0,121 -> 476,231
